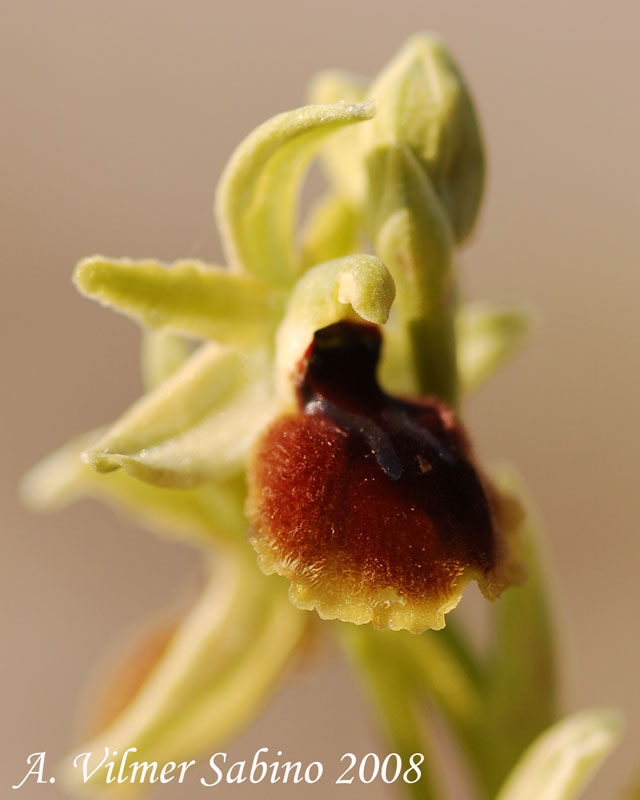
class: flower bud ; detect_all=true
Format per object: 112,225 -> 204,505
362,33 -> 485,244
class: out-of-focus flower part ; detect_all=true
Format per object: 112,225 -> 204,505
494,708 -> 622,800
69,555 -> 304,796
249,320 -> 521,633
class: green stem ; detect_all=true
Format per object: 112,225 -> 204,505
408,312 -> 458,406
393,627 -> 494,800
339,624 -> 444,800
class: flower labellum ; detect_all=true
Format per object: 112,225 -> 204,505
248,321 -> 519,634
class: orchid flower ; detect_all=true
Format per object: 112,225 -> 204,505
22,33 -> 627,800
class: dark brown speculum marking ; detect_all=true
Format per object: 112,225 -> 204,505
248,320 -> 513,632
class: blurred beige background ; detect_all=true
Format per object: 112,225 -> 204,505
2,1 -> 639,798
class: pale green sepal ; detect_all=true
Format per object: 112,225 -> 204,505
215,101 -> 376,287
495,709 -> 622,800
300,193 -> 360,270
368,143 -> 456,403
307,71 -> 369,203
74,257 -> 279,345
84,343 -> 276,488
363,33 -> 484,244
141,330 -> 192,391
62,556 -> 306,797
457,302 -> 531,394
275,254 -> 395,402
21,431 -> 248,546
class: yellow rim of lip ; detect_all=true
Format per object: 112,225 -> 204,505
250,531 -> 485,634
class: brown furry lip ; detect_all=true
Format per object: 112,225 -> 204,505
248,320 -> 515,632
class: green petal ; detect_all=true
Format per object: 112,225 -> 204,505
457,302 -> 531,394
21,431 -> 247,546
74,257 -> 279,345
363,33 -> 485,244
307,70 -> 369,203
274,254 -> 395,402
300,193 -> 360,270
495,709 -> 622,800
62,556 -> 306,795
215,101 -> 375,287
84,343 -> 275,487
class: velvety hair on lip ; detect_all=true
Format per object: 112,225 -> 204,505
248,320 -> 521,634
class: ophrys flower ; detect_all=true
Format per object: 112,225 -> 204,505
22,33 -> 536,797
